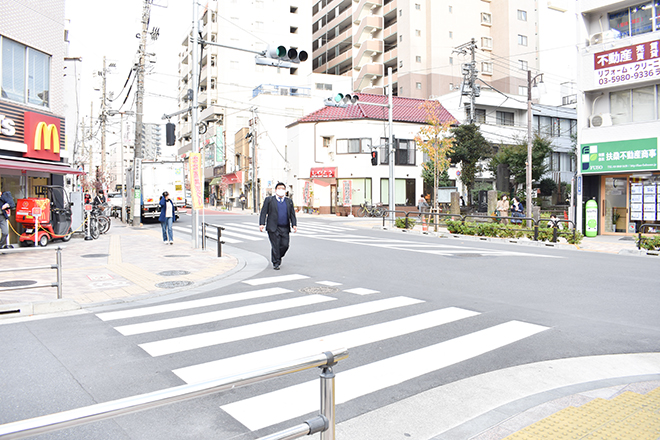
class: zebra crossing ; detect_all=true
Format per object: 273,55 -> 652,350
173,220 -> 558,258
96,273 -> 550,433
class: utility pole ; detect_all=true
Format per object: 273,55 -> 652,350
250,108 -> 258,214
454,39 -> 479,123
101,56 -> 107,176
527,70 -> 544,224
89,103 -> 93,186
132,0 -> 151,227
191,0 -> 200,247
387,67 -> 394,224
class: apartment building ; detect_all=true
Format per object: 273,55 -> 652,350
312,0 -> 576,105
577,0 -> 660,236
175,0 -> 312,190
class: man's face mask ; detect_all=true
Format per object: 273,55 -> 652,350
276,189 -> 286,197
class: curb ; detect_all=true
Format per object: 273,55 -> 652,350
0,299 -> 80,319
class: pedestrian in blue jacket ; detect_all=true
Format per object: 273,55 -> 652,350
159,191 -> 176,244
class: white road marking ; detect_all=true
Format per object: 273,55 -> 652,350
243,274 -> 310,286
344,288 -> 379,296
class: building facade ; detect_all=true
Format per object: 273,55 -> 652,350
286,93 -> 455,214
312,0 -> 577,106
1,0 -> 83,245
576,0 -> 660,235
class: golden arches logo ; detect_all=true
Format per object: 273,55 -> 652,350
34,122 -> 60,154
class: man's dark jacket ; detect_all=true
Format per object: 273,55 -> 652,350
259,196 -> 297,232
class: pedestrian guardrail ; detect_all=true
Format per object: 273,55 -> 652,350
0,246 -> 64,299
0,348 -> 348,440
637,223 -> 660,250
379,210 -> 577,243
201,222 -> 225,257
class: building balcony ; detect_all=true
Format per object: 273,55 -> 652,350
327,47 -> 354,72
354,39 -> 384,69
353,0 -> 383,23
354,15 -> 383,46
383,46 -> 398,64
354,63 -> 384,91
383,22 -> 397,40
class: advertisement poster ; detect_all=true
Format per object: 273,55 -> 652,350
188,153 -> 204,210
342,180 -> 352,207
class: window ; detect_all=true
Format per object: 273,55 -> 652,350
481,12 -> 492,25
496,111 -> 514,126
519,60 -> 528,71
416,56 -> 422,63
399,60 -> 403,68
211,55 -> 216,67
290,26 -> 298,34
379,138 -> 416,165
336,138 -> 372,154
518,86 -> 528,96
1,37 -> 50,107
449,57 -> 453,65
415,29 -> 421,36
449,31 -> 453,38
416,82 -> 422,89
518,34 -> 528,46
517,9 -> 527,21
609,3 -> 654,37
481,61 -> 493,74
449,5 -> 453,13
290,6 -> 298,13
323,137 -> 331,148
415,3 -> 421,10
610,85 -> 657,124
400,35 -> 403,42
475,108 -> 486,124
481,36 -> 492,49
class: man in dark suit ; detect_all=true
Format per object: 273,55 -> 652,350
259,182 -> 297,270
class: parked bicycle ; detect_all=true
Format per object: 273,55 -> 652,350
356,202 -> 386,217
86,204 -> 111,239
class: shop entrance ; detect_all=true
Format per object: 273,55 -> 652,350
601,175 -> 628,234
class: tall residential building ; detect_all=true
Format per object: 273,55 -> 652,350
175,0 -> 312,183
576,0 -> 660,236
312,0 -> 576,106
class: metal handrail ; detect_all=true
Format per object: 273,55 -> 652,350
0,246 -> 64,298
201,222 -> 225,257
0,348 -> 348,440
637,223 -> 660,250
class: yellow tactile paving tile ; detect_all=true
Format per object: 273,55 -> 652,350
504,387 -> 660,440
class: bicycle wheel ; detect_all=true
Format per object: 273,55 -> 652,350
97,216 -> 111,234
90,218 -> 100,239
356,206 -> 366,217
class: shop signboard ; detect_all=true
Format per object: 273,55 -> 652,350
594,39 -> 660,89
580,138 -> 658,174
342,180 -> 352,206
188,153 -> 204,210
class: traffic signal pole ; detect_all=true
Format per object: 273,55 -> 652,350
388,67 -> 394,224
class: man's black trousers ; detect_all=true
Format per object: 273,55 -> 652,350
268,226 -> 290,267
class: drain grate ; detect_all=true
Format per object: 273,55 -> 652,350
81,253 -> 110,258
155,280 -> 194,289
0,280 -> 37,288
164,254 -> 191,258
158,270 -> 191,276
299,286 -> 340,295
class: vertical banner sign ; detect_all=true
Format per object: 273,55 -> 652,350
215,128 -> 225,164
342,180 -> 352,206
189,153 -> 204,210
304,181 -> 311,206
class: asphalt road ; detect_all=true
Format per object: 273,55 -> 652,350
1,212 -> 658,439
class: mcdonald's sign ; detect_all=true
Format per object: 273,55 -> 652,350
23,111 -> 62,161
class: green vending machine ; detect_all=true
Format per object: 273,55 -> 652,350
585,198 -> 598,237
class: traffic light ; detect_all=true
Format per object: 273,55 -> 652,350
256,45 -> 308,68
370,150 -> 378,166
165,122 -> 175,146
324,93 -> 360,107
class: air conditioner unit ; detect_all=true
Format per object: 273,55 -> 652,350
589,30 -> 618,46
590,113 -> 613,127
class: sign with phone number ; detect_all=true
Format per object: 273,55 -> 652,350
594,39 -> 660,89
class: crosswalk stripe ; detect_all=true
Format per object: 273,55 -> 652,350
221,320 -> 549,431
138,296 -> 424,357
172,225 -> 243,244
97,287 -> 293,321
243,274 -> 309,286
297,222 -> 356,232
115,295 -> 336,336
173,307 -> 479,384
224,224 -> 266,237
219,230 -> 263,241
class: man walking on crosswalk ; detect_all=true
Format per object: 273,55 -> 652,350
259,182 -> 297,270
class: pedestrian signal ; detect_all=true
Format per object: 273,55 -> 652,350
371,150 -> 378,166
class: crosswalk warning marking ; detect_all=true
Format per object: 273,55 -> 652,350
221,320 -> 549,431
344,288 -> 379,296
243,274 -> 310,286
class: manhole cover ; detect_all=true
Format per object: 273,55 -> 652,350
155,280 -> 194,289
158,270 -> 191,276
81,253 -> 110,258
164,254 -> 191,258
299,286 -> 340,295
0,280 -> 37,288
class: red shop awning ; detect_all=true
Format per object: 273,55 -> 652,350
0,158 -> 85,175
222,172 -> 242,185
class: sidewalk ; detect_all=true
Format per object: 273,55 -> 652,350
0,218 -> 238,318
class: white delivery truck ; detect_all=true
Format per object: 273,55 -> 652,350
140,160 -> 186,220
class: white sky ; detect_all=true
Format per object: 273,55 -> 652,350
65,0 -> 191,125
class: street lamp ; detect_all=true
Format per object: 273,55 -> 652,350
107,110 -> 135,223
526,70 -> 544,223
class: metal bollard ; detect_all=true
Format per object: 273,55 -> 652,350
216,226 -> 225,257
56,247 -> 63,299
319,365 -> 336,440
201,222 -> 206,250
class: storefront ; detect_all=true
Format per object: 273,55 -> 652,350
579,137 -> 659,235
1,101 -> 83,244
